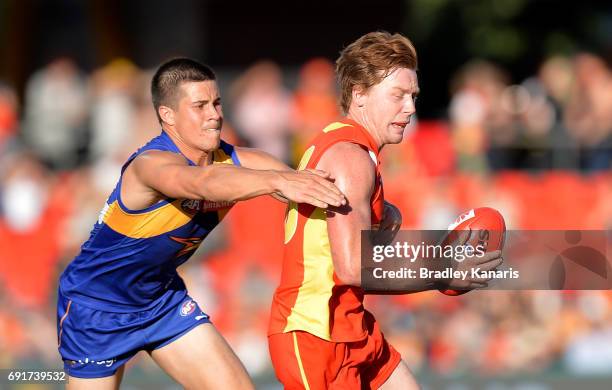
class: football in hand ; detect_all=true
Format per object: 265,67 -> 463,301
440,207 -> 506,296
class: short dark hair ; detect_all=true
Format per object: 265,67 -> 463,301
151,58 -> 216,124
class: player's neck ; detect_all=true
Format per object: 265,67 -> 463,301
345,112 -> 384,151
162,126 -> 213,166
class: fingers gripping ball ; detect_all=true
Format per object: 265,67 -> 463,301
440,207 -> 506,296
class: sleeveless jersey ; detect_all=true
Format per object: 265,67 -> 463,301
269,119 -> 384,342
59,131 -> 241,312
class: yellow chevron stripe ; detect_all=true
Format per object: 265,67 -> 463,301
322,121 -> 352,133
103,199 -> 193,238
297,146 -> 315,170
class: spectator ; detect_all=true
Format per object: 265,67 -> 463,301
22,58 -> 88,170
229,61 -> 292,162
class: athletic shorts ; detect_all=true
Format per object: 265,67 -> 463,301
268,313 -> 401,389
56,289 -> 210,378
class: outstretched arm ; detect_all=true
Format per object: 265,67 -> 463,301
122,150 -> 345,210
234,147 -> 291,172
235,147 -> 338,203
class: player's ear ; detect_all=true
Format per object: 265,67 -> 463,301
352,85 -> 367,108
159,105 -> 175,126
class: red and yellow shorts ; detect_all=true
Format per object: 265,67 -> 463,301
268,317 -> 401,389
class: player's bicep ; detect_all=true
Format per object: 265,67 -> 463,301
319,143 -> 375,285
235,147 -> 292,172
131,151 -> 204,199
233,147 -> 293,203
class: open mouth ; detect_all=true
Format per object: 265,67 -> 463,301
391,122 -> 408,130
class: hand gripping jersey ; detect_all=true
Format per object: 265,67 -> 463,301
59,131 -> 240,312
269,119 -> 384,342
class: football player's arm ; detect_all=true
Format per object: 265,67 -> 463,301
320,143 -> 438,292
236,147 -> 338,203
131,150 -> 344,208
235,147 -> 292,172
319,142 -> 374,286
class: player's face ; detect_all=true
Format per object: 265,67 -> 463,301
173,80 -> 223,152
361,67 -> 419,146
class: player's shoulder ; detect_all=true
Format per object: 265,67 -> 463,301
313,121 -> 360,143
320,120 -> 356,133
319,142 -> 375,179
313,120 -> 374,152
323,141 -> 372,159
128,150 -> 189,178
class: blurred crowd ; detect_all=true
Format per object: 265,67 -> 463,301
0,53 -> 610,382
449,54 -> 612,173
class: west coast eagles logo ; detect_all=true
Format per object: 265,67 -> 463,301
170,236 -> 203,258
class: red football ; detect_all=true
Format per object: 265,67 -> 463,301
440,207 -> 506,296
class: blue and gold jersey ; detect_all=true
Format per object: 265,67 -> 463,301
59,131 -> 241,312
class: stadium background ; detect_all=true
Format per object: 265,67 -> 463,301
0,0 -> 611,388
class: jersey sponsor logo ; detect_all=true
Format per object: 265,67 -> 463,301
200,200 -> 235,212
180,199 -> 235,214
180,300 -> 196,316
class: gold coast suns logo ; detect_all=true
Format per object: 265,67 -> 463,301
180,199 -> 235,214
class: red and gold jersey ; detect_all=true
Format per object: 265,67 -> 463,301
269,119 -> 384,342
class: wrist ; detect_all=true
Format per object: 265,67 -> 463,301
267,170 -> 285,195
430,254 -> 453,288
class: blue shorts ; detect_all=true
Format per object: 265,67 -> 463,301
56,289 -> 211,378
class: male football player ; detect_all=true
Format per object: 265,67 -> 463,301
268,32 -> 502,389
57,58 -> 345,389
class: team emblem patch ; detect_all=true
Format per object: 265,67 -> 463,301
180,300 -> 196,316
